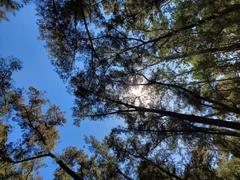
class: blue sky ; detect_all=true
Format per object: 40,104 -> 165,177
0,3 -> 122,179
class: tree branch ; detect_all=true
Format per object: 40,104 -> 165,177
12,153 -> 50,164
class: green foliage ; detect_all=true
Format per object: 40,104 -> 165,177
1,0 -> 240,179
217,156 -> 240,179
0,57 -> 67,179
36,0 -> 240,178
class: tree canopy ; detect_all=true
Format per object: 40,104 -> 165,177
1,0 -> 240,179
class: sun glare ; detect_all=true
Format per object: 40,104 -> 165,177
122,78 -> 153,107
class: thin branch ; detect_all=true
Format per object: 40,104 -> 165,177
12,153 -> 50,164
79,0 -> 101,70
86,109 -> 138,118
139,42 -> 240,71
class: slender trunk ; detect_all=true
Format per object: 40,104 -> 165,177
12,152 -> 83,180
107,98 -> 240,130
48,152 -> 83,180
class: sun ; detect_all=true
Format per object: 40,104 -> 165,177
121,78 -> 153,107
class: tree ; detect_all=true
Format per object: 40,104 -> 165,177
37,0 -> 240,128
36,0 -> 240,178
1,0 -> 240,179
0,57 -> 85,179
0,57 -> 132,179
